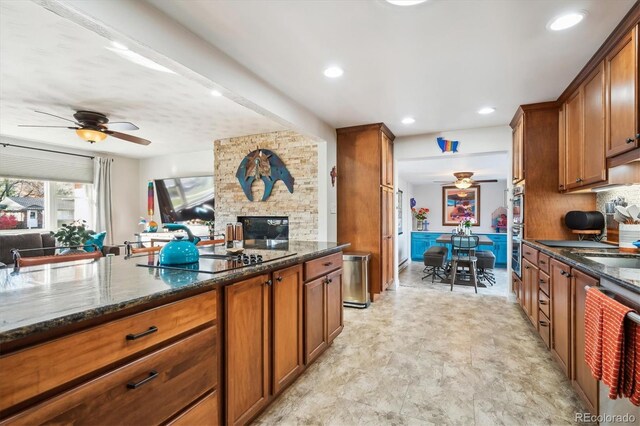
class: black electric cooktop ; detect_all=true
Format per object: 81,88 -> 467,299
135,245 -> 297,274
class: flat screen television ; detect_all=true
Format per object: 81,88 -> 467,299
155,176 -> 214,223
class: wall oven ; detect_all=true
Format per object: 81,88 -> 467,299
511,225 -> 523,277
512,185 -> 524,225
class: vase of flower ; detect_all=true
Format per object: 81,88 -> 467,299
412,207 -> 430,231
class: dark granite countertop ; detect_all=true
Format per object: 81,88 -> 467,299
523,240 -> 639,294
0,241 -> 349,344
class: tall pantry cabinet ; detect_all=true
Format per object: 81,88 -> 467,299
337,123 -> 395,301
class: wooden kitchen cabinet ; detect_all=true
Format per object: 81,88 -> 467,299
326,269 -> 344,342
272,265 -> 303,395
564,87 -> 584,190
605,26 -> 638,157
560,62 -> 607,191
225,274 -> 270,426
337,123 -> 395,300
512,115 -> 524,183
304,276 -> 327,364
558,106 -> 567,191
550,259 -> 572,377
571,270 -> 599,415
582,62 -> 607,186
522,259 -> 539,328
381,186 -> 394,291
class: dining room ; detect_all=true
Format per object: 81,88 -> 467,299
394,133 -> 511,297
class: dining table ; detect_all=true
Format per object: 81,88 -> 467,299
435,234 -> 495,246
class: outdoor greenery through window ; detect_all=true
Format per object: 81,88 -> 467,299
0,178 -> 93,231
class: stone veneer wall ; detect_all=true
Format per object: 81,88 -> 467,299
596,185 -> 640,239
214,130 -> 318,241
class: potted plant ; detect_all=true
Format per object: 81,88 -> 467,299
412,207 -> 430,231
51,220 -> 95,255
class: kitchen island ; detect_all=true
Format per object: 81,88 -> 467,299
0,241 -> 349,425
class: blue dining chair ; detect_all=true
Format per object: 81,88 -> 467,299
450,235 -> 480,293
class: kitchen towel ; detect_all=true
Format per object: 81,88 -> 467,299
601,294 -> 634,399
584,287 -> 607,379
623,319 -> 640,406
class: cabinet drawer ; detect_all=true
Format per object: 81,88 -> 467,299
538,253 -> 550,274
0,291 -> 217,412
539,290 -> 550,319
522,244 -> 538,265
538,272 -> 550,297
4,327 -> 217,425
168,390 -> 218,426
538,311 -> 551,349
304,252 -> 342,281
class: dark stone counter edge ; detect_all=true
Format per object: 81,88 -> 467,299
0,244 -> 350,345
522,240 -> 639,294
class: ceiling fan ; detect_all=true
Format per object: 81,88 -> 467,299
436,172 -> 498,189
18,110 -> 151,145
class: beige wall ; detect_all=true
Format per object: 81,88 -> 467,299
214,130 -> 318,241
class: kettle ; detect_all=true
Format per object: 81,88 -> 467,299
159,224 -> 201,265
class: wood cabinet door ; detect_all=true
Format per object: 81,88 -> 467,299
571,270 -> 599,415
558,105 -> 567,192
304,276 -> 327,364
606,28 -> 638,157
381,186 -> 394,290
272,265 -> 303,395
326,269 -> 344,342
582,62 -> 607,186
523,260 -> 538,327
565,88 -> 584,190
381,132 -> 394,187
512,116 -> 524,183
550,259 -> 572,377
225,274 -> 270,426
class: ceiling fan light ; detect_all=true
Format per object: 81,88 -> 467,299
76,128 -> 107,143
454,179 -> 472,189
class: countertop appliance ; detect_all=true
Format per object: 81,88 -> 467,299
137,245 -> 297,274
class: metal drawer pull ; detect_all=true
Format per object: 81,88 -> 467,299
276,276 -> 283,282
126,326 -> 158,341
127,370 -> 159,389
539,320 -> 549,327
539,260 -> 546,264
539,279 -> 545,284
328,278 -> 333,283
626,137 -> 635,144
265,279 -> 273,286
322,262 -> 333,267
539,300 -> 549,305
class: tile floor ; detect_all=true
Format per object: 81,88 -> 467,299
253,262 -> 591,425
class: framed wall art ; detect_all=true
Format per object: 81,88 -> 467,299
442,186 -> 480,226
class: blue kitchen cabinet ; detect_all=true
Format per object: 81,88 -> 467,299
411,232 -> 438,261
411,232 -> 507,266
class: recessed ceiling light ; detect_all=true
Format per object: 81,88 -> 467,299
478,107 -> 496,115
401,117 -> 415,125
106,46 -> 176,74
110,41 -> 128,50
386,0 -> 428,6
548,12 -> 586,31
323,66 -> 344,78
210,90 -> 223,97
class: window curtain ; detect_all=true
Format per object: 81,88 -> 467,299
93,157 -> 113,245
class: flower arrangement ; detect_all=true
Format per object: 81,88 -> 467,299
412,207 -> 430,220
461,218 -> 476,228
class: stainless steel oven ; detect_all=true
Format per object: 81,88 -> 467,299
511,225 -> 523,277
512,185 -> 524,225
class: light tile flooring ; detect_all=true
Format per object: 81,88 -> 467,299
254,262 -> 590,425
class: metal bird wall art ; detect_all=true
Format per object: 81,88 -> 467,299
235,148 -> 295,201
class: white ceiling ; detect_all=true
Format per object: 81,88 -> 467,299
147,0 -> 635,136
398,151 -> 509,184
0,1 -> 285,159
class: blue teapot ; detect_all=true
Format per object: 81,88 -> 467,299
159,224 -> 201,265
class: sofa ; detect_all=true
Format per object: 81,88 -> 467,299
0,233 -> 119,266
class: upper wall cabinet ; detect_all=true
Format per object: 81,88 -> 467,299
562,61 -> 607,191
512,115 -> 524,184
605,26 -> 638,157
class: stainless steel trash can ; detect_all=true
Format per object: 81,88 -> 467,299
343,252 -> 371,308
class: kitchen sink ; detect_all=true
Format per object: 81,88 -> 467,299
578,254 -> 640,269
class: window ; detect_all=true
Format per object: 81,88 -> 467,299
0,177 -> 93,231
